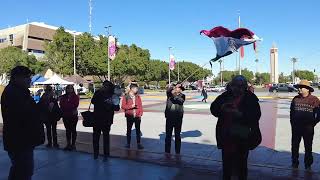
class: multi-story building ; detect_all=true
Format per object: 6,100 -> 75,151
0,22 -> 79,58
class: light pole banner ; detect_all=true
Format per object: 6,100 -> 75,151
169,54 -> 175,71
108,36 -> 117,60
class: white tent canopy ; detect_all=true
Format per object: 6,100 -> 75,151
34,74 -> 74,85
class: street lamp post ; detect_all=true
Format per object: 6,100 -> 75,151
291,57 -> 298,84
218,59 -> 223,86
178,60 -> 180,82
104,26 -> 112,81
73,33 -> 76,75
168,47 -> 172,85
255,59 -> 259,75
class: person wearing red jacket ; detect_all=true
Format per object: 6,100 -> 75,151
121,83 -> 144,149
59,85 -> 80,151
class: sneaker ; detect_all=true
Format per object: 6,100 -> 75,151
125,144 -> 130,149
71,145 -> 76,151
64,145 -> 72,151
137,144 -> 144,150
53,144 -> 60,149
292,163 -> 299,169
305,166 -> 312,171
46,143 -> 52,148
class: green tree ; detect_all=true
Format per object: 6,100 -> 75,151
44,27 -> 74,75
255,72 -> 270,85
241,68 -> 254,82
279,72 -> 291,83
294,70 -> 315,81
0,46 -> 46,74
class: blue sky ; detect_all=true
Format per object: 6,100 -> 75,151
2,0 -> 320,75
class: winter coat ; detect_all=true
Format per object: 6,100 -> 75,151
1,83 -> 45,152
59,93 -> 80,118
121,94 -> 143,118
165,87 -> 185,119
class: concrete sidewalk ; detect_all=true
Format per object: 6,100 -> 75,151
1,138 -> 319,180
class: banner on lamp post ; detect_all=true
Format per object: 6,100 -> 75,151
169,54 -> 175,70
108,36 -> 117,61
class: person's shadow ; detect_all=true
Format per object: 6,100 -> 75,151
159,130 -> 202,140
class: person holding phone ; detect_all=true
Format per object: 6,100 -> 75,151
121,83 -> 144,149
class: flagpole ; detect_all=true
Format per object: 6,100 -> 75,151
238,11 -> 242,75
168,47 -> 172,85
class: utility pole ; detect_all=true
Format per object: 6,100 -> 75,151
255,59 -> 259,75
168,47 -> 172,85
291,57 -> 298,84
218,59 -> 223,86
178,60 -> 180,82
73,32 -> 76,75
238,11 -> 242,75
104,26 -> 112,81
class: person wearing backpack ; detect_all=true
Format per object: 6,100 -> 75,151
290,80 -> 320,170
121,83 -> 144,149
210,75 -> 261,180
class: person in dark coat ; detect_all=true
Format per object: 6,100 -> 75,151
38,85 -> 61,148
210,75 -> 261,180
59,85 -> 80,151
1,66 -> 45,180
92,80 -> 120,160
201,87 -> 208,103
165,82 -> 186,155
290,80 -> 320,170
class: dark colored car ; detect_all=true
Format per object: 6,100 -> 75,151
269,83 -> 297,93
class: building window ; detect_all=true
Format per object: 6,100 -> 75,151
0,38 -> 7,43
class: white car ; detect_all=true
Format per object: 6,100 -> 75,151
212,86 -> 226,92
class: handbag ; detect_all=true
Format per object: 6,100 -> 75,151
81,101 -> 94,127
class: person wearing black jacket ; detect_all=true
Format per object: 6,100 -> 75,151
211,75 -> 261,180
91,80 -> 120,160
1,66 -> 45,180
290,80 -> 320,170
38,85 -> 61,148
201,87 -> 208,103
165,82 -> 186,155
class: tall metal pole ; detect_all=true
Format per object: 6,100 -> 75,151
219,59 -> 223,86
178,60 -> 180,82
291,57 -> 297,84
105,26 -> 112,81
73,33 -> 76,75
238,11 -> 242,75
168,47 -> 172,85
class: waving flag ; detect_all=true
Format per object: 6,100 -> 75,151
200,26 -> 261,65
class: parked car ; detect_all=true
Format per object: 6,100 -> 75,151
212,86 -> 226,92
269,83 -> 297,93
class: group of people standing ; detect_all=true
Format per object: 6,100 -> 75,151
2,65 -> 320,180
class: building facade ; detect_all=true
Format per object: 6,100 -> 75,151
270,44 -> 279,83
0,22 -> 79,58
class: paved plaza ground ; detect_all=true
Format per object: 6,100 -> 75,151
1,90 -> 320,179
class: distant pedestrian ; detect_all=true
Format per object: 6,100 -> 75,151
92,80 -> 120,160
121,83 -> 144,150
59,85 -> 80,151
38,85 -> 62,148
290,80 -> 320,170
1,66 -> 45,180
165,82 -> 186,155
201,87 -> 208,103
211,75 -> 261,180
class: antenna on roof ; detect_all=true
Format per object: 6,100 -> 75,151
89,0 -> 93,33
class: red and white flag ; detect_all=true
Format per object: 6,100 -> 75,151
200,26 -> 260,63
